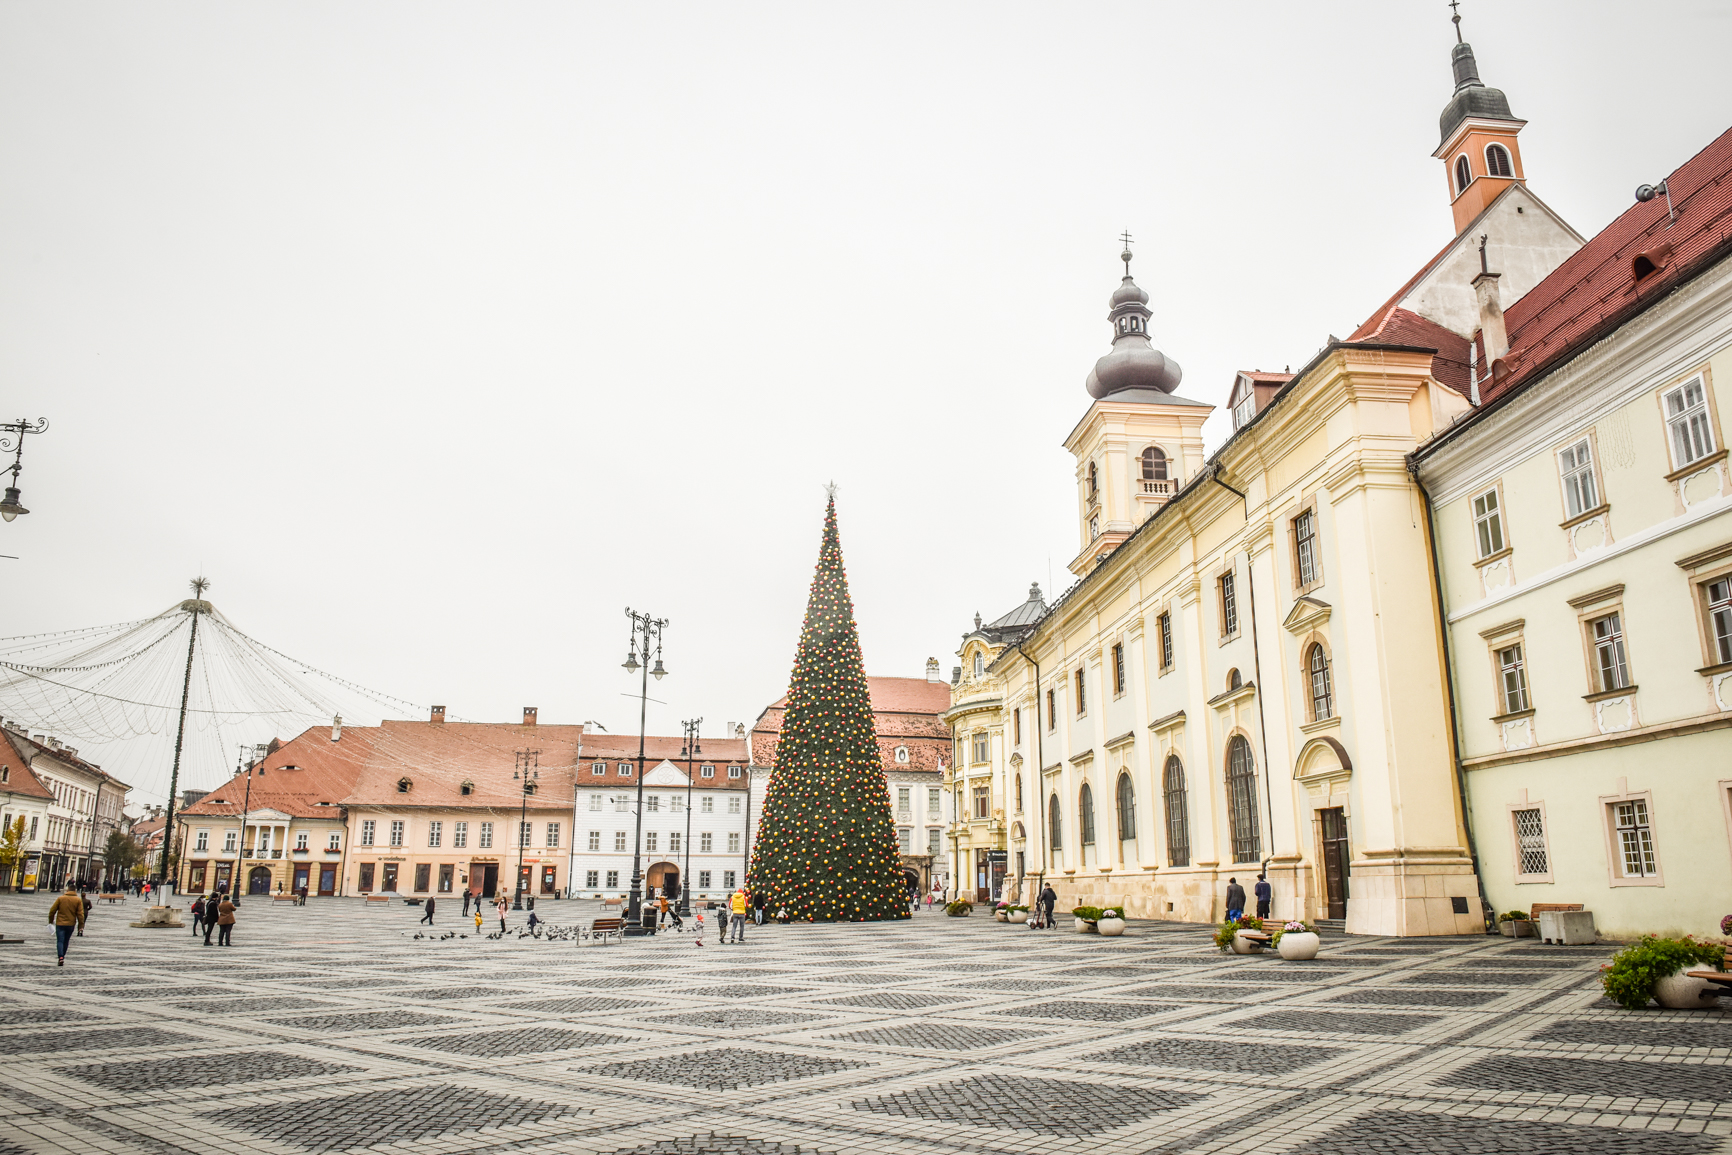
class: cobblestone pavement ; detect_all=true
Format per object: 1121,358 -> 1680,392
1,895 -> 1729,1154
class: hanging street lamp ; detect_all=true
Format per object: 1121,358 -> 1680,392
622,606 -> 667,935
512,750 -> 540,911
0,418 -> 48,522
677,717 -> 701,918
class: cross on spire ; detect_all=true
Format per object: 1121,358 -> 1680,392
1449,0 -> 1463,43
1119,231 -> 1134,276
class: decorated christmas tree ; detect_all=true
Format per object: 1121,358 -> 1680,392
746,494 -> 910,921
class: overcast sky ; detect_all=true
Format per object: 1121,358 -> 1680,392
2,2 -> 1727,807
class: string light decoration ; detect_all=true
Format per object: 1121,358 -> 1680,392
746,494 -> 909,922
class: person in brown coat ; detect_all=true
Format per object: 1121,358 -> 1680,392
47,885 -> 86,966
216,897 -> 236,946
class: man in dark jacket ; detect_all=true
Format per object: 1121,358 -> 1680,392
1038,885 -> 1057,929
1254,875 -> 1272,919
1225,878 -> 1246,921
190,895 -> 207,937
203,892 -> 221,945
420,897 -> 436,926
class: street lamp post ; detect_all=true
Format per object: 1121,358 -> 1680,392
621,607 -> 667,936
0,417 -> 47,522
677,717 -> 700,918
512,749 -> 540,911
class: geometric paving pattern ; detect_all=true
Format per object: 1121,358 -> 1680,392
2,893 -> 1728,1155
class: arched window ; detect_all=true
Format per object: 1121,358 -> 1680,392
1226,736 -> 1261,863
1308,644 -> 1334,721
1014,773 -> 1023,811
1141,446 -> 1168,480
973,652 -> 984,678
1228,668 -> 1242,691
1116,773 -> 1136,841
1162,755 -> 1190,867
1486,143 -> 1512,178
1454,154 -> 1472,195
1048,794 -> 1063,851
1079,783 -> 1096,845
1089,516 -> 1100,540
1087,461 -> 1098,499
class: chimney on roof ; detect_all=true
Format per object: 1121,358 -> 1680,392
1473,271 -> 1509,367
46,737 -> 60,750
331,714 -> 342,743
523,707 -> 538,726
952,666 -> 962,686
926,657 -> 941,682
430,705 -> 446,724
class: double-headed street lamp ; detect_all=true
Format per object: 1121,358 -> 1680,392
512,749 -> 540,910
0,418 -> 48,522
677,717 -> 701,918
622,607 -> 667,935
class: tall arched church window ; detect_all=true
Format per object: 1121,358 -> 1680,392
1454,155 -> 1472,196
1226,736 -> 1261,863
1048,795 -> 1063,852
1141,446 -> 1168,481
972,652 -> 984,678
1486,144 -> 1512,178
1162,755 -> 1190,867
1087,461 -> 1098,499
1115,773 -> 1136,841
1014,773 -> 1023,811
1308,644 -> 1334,721
1079,783 -> 1096,845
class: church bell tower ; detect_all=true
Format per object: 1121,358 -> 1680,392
1433,7 -> 1528,234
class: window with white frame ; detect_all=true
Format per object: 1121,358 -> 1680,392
1589,612 -> 1631,691
327,832 -> 341,850
360,820 -> 375,847
606,870 -> 619,887
701,796 -> 714,814
727,832 -> 741,853
195,830 -> 209,851
592,762 -> 606,776
1159,611 -> 1173,670
928,786 -> 941,812
700,832 -> 713,852
1664,376 -> 1715,469
646,796 -> 659,812
1454,154 -> 1471,195
669,831 -> 681,853
224,831 -> 237,852
452,821 -> 467,848
295,832 -> 308,850
1513,807 -> 1548,877
1612,798 -> 1658,877
723,870 -> 736,889
1705,577 -> 1732,666
1307,644 -> 1333,721
389,820 -> 404,847
972,731 -> 989,764
973,652 -> 984,678
728,765 -> 742,779
613,797 -> 629,813
518,821 -> 532,847
1485,143 -> 1513,177
1233,386 -> 1255,429
588,795 -> 602,811
1294,510 -> 1318,587
613,831 -> 627,851
700,764 -> 714,778
585,870 -> 599,888
427,821 -> 442,848
928,827 -> 942,854
1075,667 -> 1087,715
1497,644 -> 1530,713
646,832 -> 657,852
587,830 -> 600,851
727,796 -> 741,815
617,763 -> 631,776
895,745 -> 909,763
897,786 -> 910,813
479,821 -> 493,848
1558,438 -> 1599,518
898,827 -> 912,853
1220,571 -> 1238,636
546,822 -> 560,848
1472,488 -> 1505,557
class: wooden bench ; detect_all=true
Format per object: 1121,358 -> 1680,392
271,894 -> 299,903
1686,945 -> 1732,992
1529,903 -> 1583,915
599,898 -> 624,913
97,893 -> 124,903
589,917 -> 625,944
364,895 -> 391,905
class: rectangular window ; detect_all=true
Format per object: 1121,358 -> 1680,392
1046,688 -> 1056,730
672,795 -> 685,813
479,822 -> 493,849
972,783 -> 990,819
606,870 -> 619,888
928,786 -> 940,812
1558,438 -> 1598,518
588,795 -> 602,811
618,763 -> 631,776
360,820 -> 375,847
646,832 -> 658,852
897,786 -> 911,812
438,863 -> 454,892
1513,807 -> 1548,877
701,765 -> 715,778
613,797 -> 630,813
519,821 -> 532,848
647,796 -> 660,812
727,796 -> 741,814
701,796 -> 714,814
972,731 -> 989,763
1665,376 -> 1715,469
1613,799 -> 1658,877
1012,707 -> 1021,746
898,827 -> 912,853
1112,643 -> 1125,695
585,870 -> 599,888
614,831 -> 627,852
1473,488 -> 1505,557
224,830 -> 238,852
1590,612 -> 1631,691
453,821 -> 467,848
1497,644 -> 1530,713
358,862 -> 374,890
413,863 -> 430,892
1706,577 -> 1732,665
427,821 -> 442,848
928,827 -> 941,854
723,870 -> 736,889
295,832 -> 308,851
1074,667 -> 1086,715
670,831 -> 682,854
700,832 -> 713,852
592,762 -> 606,776
727,832 -> 740,853
587,830 -> 600,851
698,870 -> 712,888
1220,572 -> 1238,636
1159,611 -> 1173,670
389,820 -> 404,848
1294,510 -> 1318,587
195,830 -> 209,852
546,822 -> 560,848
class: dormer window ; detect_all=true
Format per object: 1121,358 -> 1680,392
1485,144 -> 1512,178
1232,388 -> 1255,429
895,745 -> 910,763
397,777 -> 412,793
1454,154 -> 1472,196
459,780 -> 474,796
973,652 -> 984,678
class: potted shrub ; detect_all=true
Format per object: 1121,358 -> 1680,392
1006,905 -> 1030,926
944,900 -> 973,917
993,902 -> 1010,922
1497,910 -> 1533,937
1097,906 -> 1127,936
1071,905 -> 1103,934
1272,919 -> 1320,960
1601,935 -> 1727,1009
1212,915 -> 1265,953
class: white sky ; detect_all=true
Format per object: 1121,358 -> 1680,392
2,2 -> 1727,807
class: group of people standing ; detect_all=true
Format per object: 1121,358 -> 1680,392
188,891 -> 238,946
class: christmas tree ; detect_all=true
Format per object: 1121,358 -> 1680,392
746,494 -> 910,921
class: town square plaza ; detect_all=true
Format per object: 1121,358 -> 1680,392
0,893 -> 1729,1155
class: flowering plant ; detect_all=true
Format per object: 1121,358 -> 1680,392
1721,914 -> 1732,937
1212,915 -> 1264,951
1270,919 -> 1315,947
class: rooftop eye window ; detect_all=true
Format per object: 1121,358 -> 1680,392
397,777 -> 412,793
459,780 -> 474,796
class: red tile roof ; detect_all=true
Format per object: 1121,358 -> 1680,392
1349,236 -> 1458,341
1351,306 -> 1474,396
1484,124 -> 1732,402
181,724 -> 378,819
0,736 -> 55,800
2,728 -> 129,791
751,676 -> 951,773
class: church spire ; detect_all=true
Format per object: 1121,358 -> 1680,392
1084,236 -> 1182,399
1432,4 -> 1527,234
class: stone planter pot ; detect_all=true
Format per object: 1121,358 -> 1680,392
1230,930 -> 1265,954
1277,931 -> 1320,960
1653,972 -> 1719,1009
1499,920 -> 1515,936
1509,919 -> 1534,938
1096,916 -> 1126,937
1073,919 -> 1098,934
994,911 -> 1008,922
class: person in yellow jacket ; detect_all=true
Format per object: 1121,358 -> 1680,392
47,885 -> 86,966
725,888 -> 749,944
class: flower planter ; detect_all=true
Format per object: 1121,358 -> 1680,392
994,911 -> 1008,922
1653,972 -> 1719,1009
1509,919 -> 1534,938
1230,930 -> 1264,954
1499,920 -> 1515,936
1073,919 -> 1098,934
1096,916 -> 1126,937
1277,931 -> 1320,960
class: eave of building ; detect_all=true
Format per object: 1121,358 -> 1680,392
1431,115 -> 1530,161
940,697 -> 1003,724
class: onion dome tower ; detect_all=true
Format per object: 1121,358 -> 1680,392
1084,246 -> 1182,399
1434,6 -> 1527,234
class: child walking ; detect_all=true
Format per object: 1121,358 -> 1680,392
693,910 -> 704,947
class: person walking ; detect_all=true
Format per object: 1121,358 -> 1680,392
203,892 -> 221,945
726,888 -> 748,944
693,909 -> 704,947
420,897 -> 436,926
472,906 -> 483,935
1254,874 -> 1272,920
1038,884 -> 1057,930
47,885 -> 85,966
190,894 -> 207,937
216,895 -> 236,946
1225,877 -> 1246,922
495,895 -> 508,936
751,890 -> 766,926
461,889 -> 471,918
